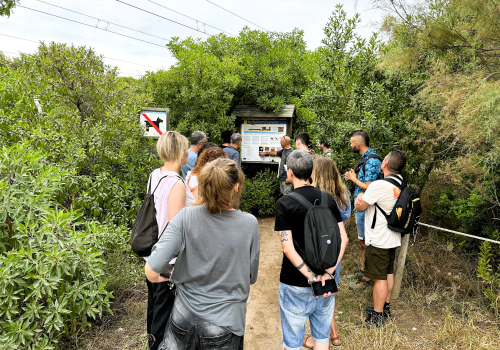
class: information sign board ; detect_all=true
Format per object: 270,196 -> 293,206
241,119 -> 287,163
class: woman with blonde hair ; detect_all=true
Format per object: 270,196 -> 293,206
145,131 -> 195,350
186,146 -> 228,201
303,156 -> 351,348
145,158 -> 260,349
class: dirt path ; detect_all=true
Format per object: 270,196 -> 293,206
244,217 -> 283,350
77,217 -> 500,350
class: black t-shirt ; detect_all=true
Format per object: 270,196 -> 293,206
274,186 -> 343,287
277,148 -> 293,181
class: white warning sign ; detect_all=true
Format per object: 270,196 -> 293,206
140,109 -> 169,138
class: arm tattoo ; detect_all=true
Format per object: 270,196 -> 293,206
307,268 -> 311,272
296,261 -> 305,270
280,231 -> 289,242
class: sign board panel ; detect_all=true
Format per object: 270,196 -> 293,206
241,119 -> 287,163
140,108 -> 169,138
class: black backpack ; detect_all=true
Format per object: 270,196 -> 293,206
130,174 -> 182,257
288,190 -> 342,271
370,175 -> 422,236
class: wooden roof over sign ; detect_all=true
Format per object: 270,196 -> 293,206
232,105 -> 295,119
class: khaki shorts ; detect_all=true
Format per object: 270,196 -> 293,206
364,245 -> 396,280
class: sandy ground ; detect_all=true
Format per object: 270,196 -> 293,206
76,217 -> 500,350
244,217 -> 284,350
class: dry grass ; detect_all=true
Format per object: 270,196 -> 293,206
61,282 -> 150,350
329,218 -> 500,350
68,218 -> 500,349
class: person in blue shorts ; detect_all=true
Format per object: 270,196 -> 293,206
344,130 -> 382,289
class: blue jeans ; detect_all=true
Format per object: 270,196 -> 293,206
279,282 -> 336,350
355,210 -> 365,240
335,260 -> 341,285
160,300 -> 244,350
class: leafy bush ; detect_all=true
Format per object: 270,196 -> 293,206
0,143 -> 113,349
478,239 -> 500,317
241,169 -> 280,216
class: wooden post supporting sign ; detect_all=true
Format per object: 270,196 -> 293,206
392,234 -> 410,299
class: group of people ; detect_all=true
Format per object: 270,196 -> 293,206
141,127 -> 408,350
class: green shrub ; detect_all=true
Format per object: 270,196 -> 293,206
241,169 -> 280,216
478,239 -> 500,317
0,143 -> 113,349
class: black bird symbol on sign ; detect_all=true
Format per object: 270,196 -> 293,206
145,117 -> 163,132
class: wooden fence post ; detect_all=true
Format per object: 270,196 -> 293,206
392,234 -> 410,299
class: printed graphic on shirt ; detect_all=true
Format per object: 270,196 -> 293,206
393,187 -> 401,198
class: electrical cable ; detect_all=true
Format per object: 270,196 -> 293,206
18,5 -> 168,49
0,33 -> 161,70
205,0 -> 267,31
145,0 -> 234,36
114,0 -> 210,36
0,33 -> 38,43
35,0 -> 171,42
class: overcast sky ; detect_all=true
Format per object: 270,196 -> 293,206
0,0 -> 385,77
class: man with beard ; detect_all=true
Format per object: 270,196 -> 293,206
344,130 -> 382,289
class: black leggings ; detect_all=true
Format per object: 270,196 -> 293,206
147,279 -> 176,350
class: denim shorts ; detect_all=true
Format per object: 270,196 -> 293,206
160,300 -> 243,350
355,210 -> 365,240
334,260 -> 341,285
279,282 -> 336,350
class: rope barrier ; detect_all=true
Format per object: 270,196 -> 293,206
417,222 -> 500,245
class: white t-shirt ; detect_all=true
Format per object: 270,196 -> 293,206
186,171 -> 198,189
362,175 -> 403,249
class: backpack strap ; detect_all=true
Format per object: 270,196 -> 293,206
359,154 -> 383,175
319,190 -> 328,208
150,174 -> 185,195
288,192 -> 313,210
384,175 -> 407,189
370,175 -> 405,229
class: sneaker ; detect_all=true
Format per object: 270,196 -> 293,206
364,310 -> 385,329
365,306 -> 392,320
347,270 -> 364,280
348,278 -> 374,290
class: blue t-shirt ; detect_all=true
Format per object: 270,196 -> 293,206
181,149 -> 198,179
354,148 -> 382,212
223,145 -> 240,164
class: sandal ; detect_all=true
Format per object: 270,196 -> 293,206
302,335 -> 314,349
331,336 -> 342,347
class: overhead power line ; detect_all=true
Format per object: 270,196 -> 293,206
205,0 -> 267,31
0,33 -> 160,70
35,0 -> 170,42
114,0 -> 211,36
145,0 -> 234,36
18,5 -> 168,49
0,33 -> 38,43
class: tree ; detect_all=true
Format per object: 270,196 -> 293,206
0,0 -> 19,17
141,28 -> 311,142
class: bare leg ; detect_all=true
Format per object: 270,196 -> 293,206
360,240 -> 371,281
373,279 -> 388,313
386,273 -> 395,303
330,306 -> 341,345
360,240 -> 366,271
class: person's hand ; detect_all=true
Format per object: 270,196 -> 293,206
355,192 -> 364,206
348,169 -> 357,181
344,170 -> 351,181
315,274 -> 333,298
158,275 -> 170,282
259,152 -> 265,157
